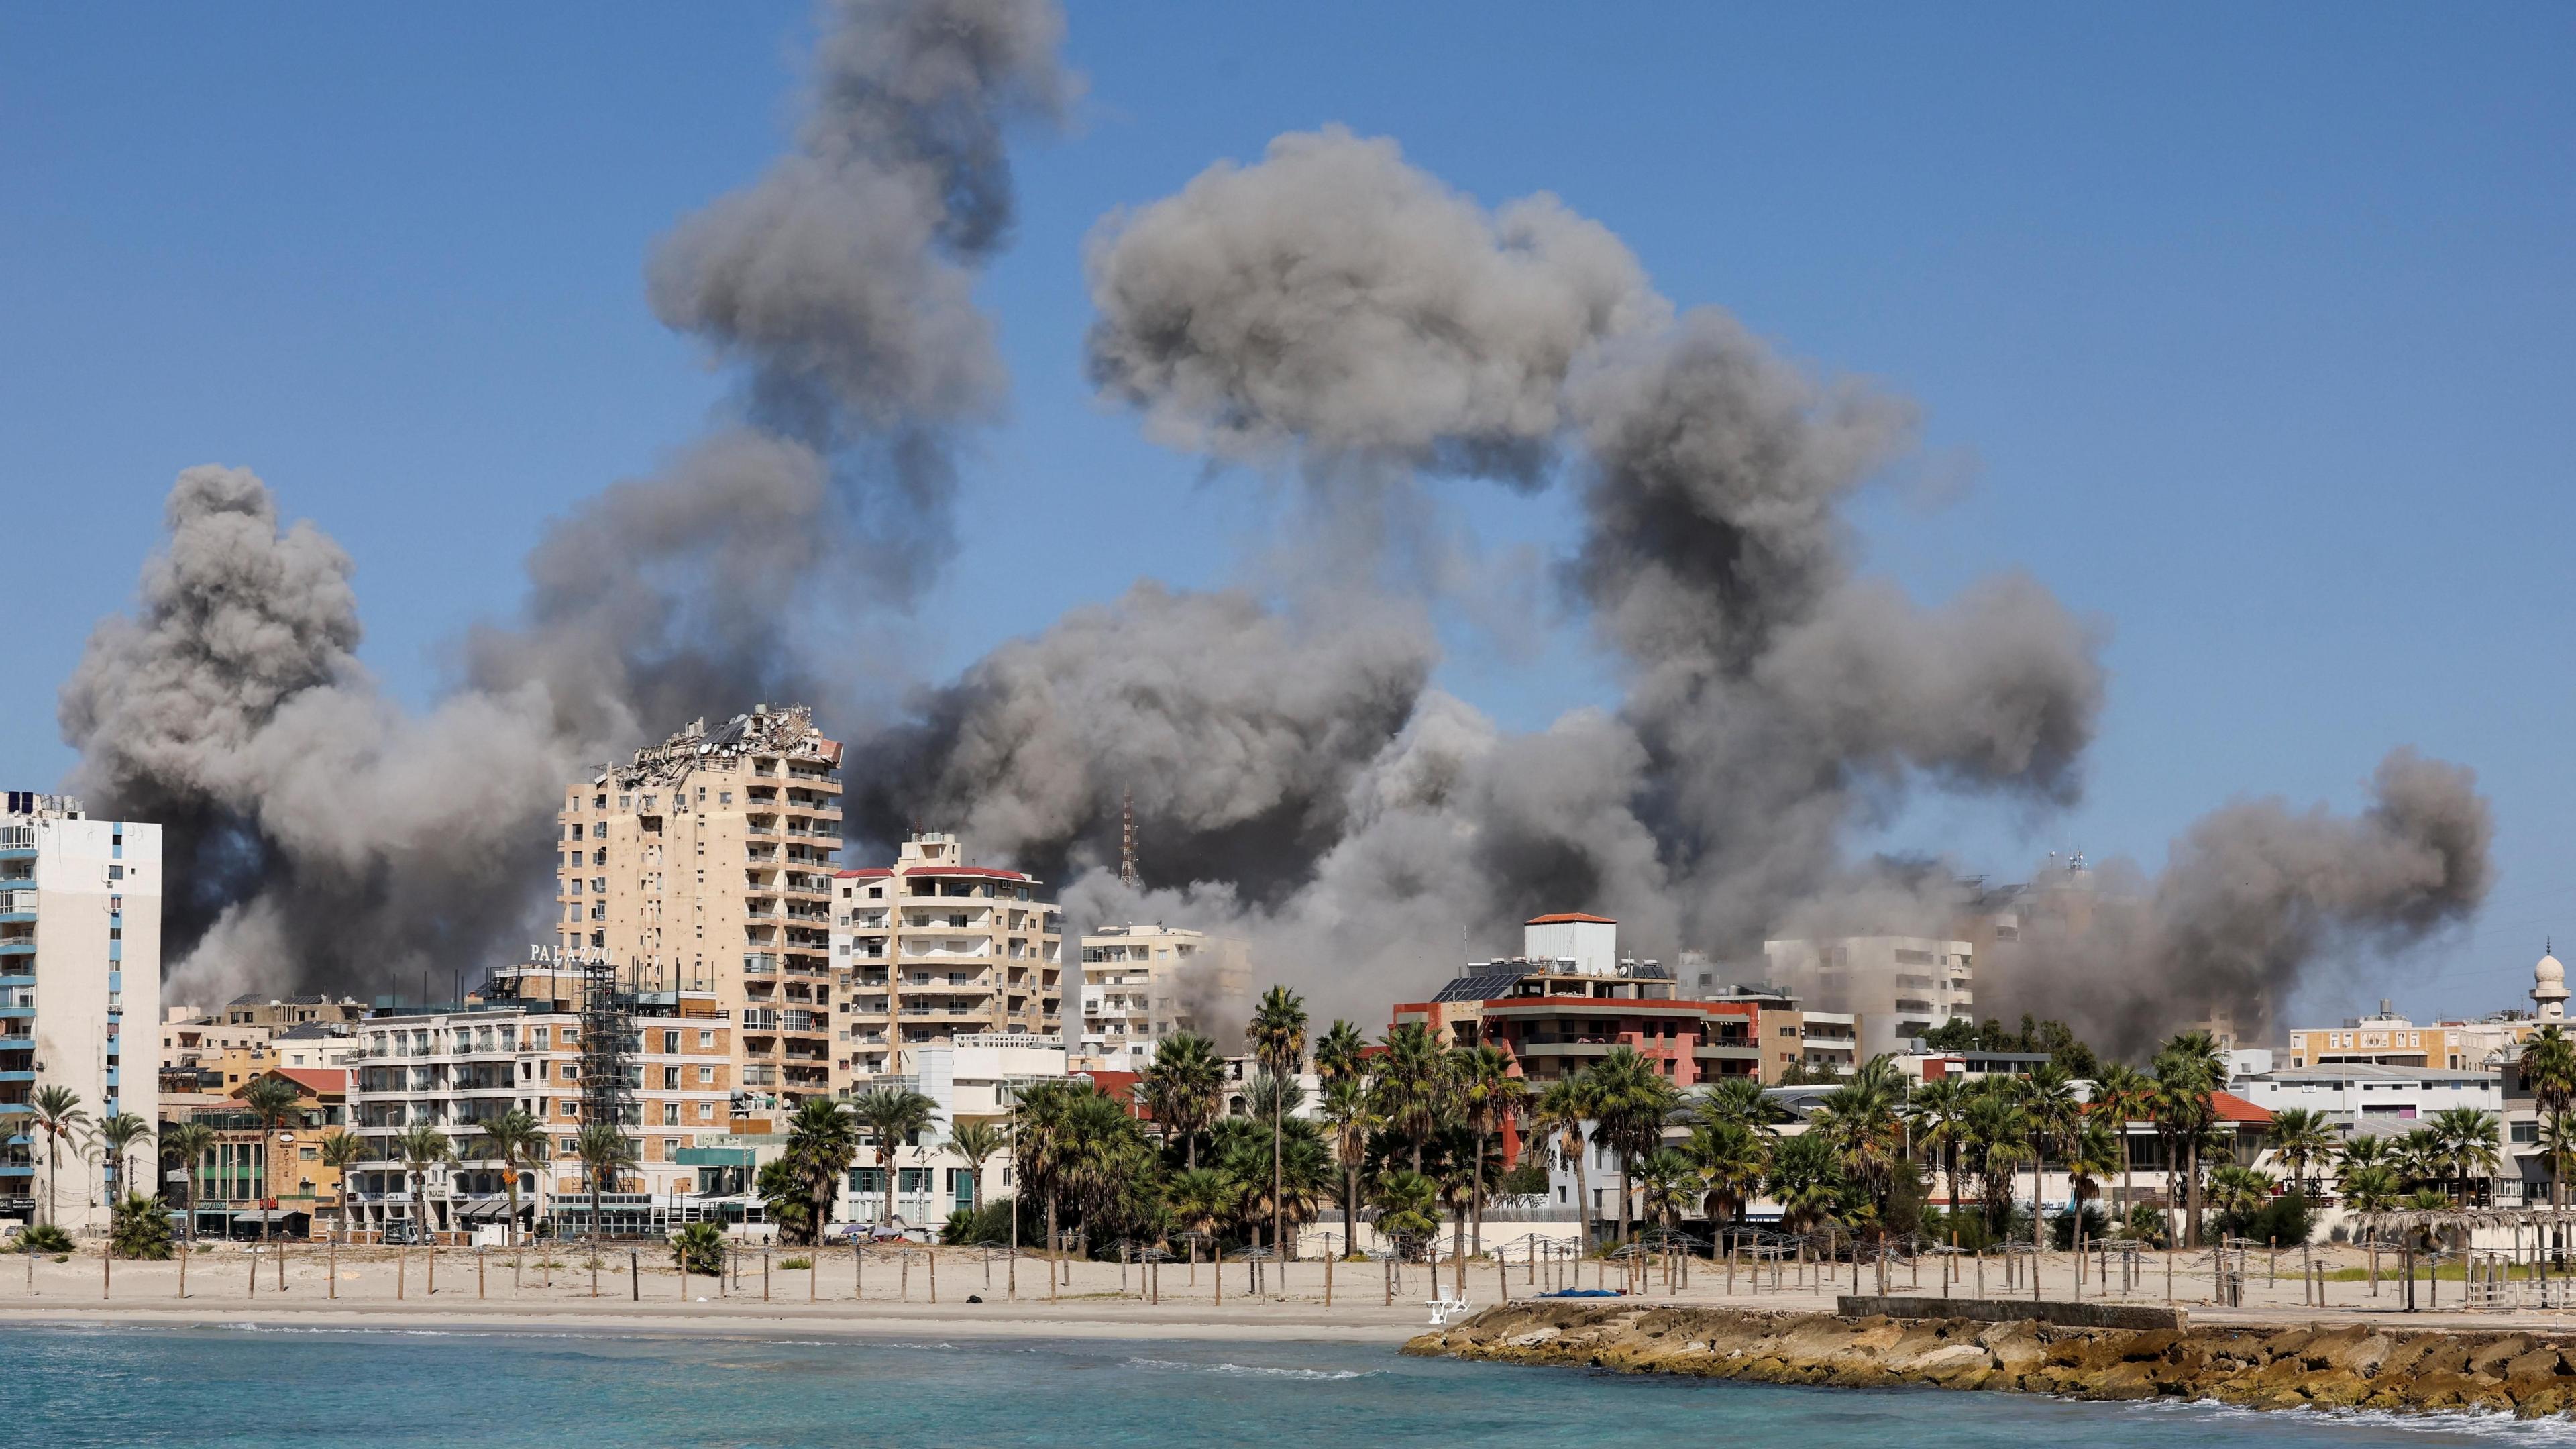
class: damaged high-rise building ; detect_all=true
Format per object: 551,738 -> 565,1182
556,705 -> 843,1107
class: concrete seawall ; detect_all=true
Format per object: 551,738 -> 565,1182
1404,1303 -> 2576,1417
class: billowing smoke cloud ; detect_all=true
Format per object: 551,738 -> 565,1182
1979,749 -> 2493,1058
874,125 -> 2483,1039
1085,125 -> 1664,479
61,0 -> 1070,1003
849,581 -> 1438,896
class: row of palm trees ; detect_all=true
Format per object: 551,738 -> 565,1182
1533,1029 -> 2292,1254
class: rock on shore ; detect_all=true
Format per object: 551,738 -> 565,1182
1403,1304 -> 2576,1417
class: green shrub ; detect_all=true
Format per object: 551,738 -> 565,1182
2049,1203 -> 2108,1250
669,1222 -> 726,1277
110,1194 -> 172,1260
780,1255 -> 813,1271
9,1223 -> 75,1255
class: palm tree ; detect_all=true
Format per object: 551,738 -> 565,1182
317,1130 -> 368,1242
943,1119 -> 1006,1220
240,1075 -> 303,1258
1682,1118 -> 1771,1232
1586,1046 -> 1680,1254
1247,985 -> 1309,1263
1139,1031 -> 1224,1169
2390,1128 -> 2445,1196
2063,1118 -> 2122,1259
1446,1042 -> 1526,1256
1766,1132 -> 1845,1238
572,1121 -> 632,1240
1167,1165 -> 1240,1271
1530,1075 -> 1597,1248
785,1097 -> 864,1243
2524,1026 -> 2576,1210
475,1108 -> 547,1247
93,1114 -> 152,1206
1370,1168 -> 1440,1260
2340,1159 -> 2402,1282
2152,1031 -> 2225,1246
1904,1077 -> 1972,1226
847,1087 -> 934,1230
1313,1020 -> 1369,1089
1371,1022 -> 1448,1173
1010,1080 -> 1076,1267
1964,1087 -> 2033,1241
2089,1063 -> 2153,1228
1638,1147 -> 1699,1234
2206,1164 -> 2275,1229
394,1122 -> 456,1244
1694,1075 -> 1794,1132
2016,1063 -> 2080,1256
160,1120 -> 217,1243
2430,1106 -> 2501,1205
1320,1077 -> 1377,1256
29,1085 -> 87,1227
2263,1108 -> 2338,1201
1809,1057 -> 1909,1238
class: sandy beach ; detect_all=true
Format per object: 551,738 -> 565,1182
0,1242 -> 1451,1342
7,1238 -> 2569,1341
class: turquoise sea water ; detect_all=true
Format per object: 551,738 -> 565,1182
5,1325 -> 2575,1448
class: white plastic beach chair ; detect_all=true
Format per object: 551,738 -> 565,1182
1426,1296 -> 1472,1326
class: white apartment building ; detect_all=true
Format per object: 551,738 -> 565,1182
1,792 -> 160,1230
341,965 -> 735,1238
837,1034 -> 1061,1229
1079,922 -> 1250,1069
2234,1064 -> 2502,1126
1762,934 -> 1974,1060
830,832 -> 1063,1084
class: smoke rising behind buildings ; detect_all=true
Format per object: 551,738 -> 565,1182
56,7 -> 2489,1049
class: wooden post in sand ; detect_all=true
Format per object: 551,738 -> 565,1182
101,1242 -> 109,1300
1323,1250 -> 1332,1309
763,1247 -> 771,1303
178,1238 -> 188,1299
928,1248 -> 937,1304
327,1233 -> 335,1299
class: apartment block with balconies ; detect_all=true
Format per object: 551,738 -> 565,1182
1077,923 -> 1250,1069
1,792 -> 160,1231
831,831 -> 1062,1087
557,706 -> 841,1110
339,973 -> 735,1240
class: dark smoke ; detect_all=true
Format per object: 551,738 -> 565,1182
871,125 -> 2483,1037
61,0 -> 1071,1004
1984,749 -> 2493,1059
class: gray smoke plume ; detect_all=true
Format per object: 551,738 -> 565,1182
1981,749 -> 2493,1059
882,125 -> 2483,1039
850,581 -> 1438,896
62,0 -> 1070,1003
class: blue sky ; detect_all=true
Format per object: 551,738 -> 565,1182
3,4 -> 2570,1024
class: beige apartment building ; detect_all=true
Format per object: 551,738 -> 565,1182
1078,923 -> 1250,1069
830,832 -> 1063,1084
343,961 -> 736,1238
558,705 -> 842,1107
2288,996 -> 2543,1072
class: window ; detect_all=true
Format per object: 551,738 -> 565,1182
719,792 -> 733,806
561,1063 -> 579,1081
663,1031 -> 680,1053
662,1103 -> 679,1125
697,1102 -> 714,1120
698,1065 -> 714,1083
698,1030 -> 714,1049
618,795 -> 632,810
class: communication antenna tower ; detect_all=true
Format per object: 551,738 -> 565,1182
1120,788 -> 1138,889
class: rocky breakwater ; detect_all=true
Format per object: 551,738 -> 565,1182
1404,1303 -> 2576,1417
